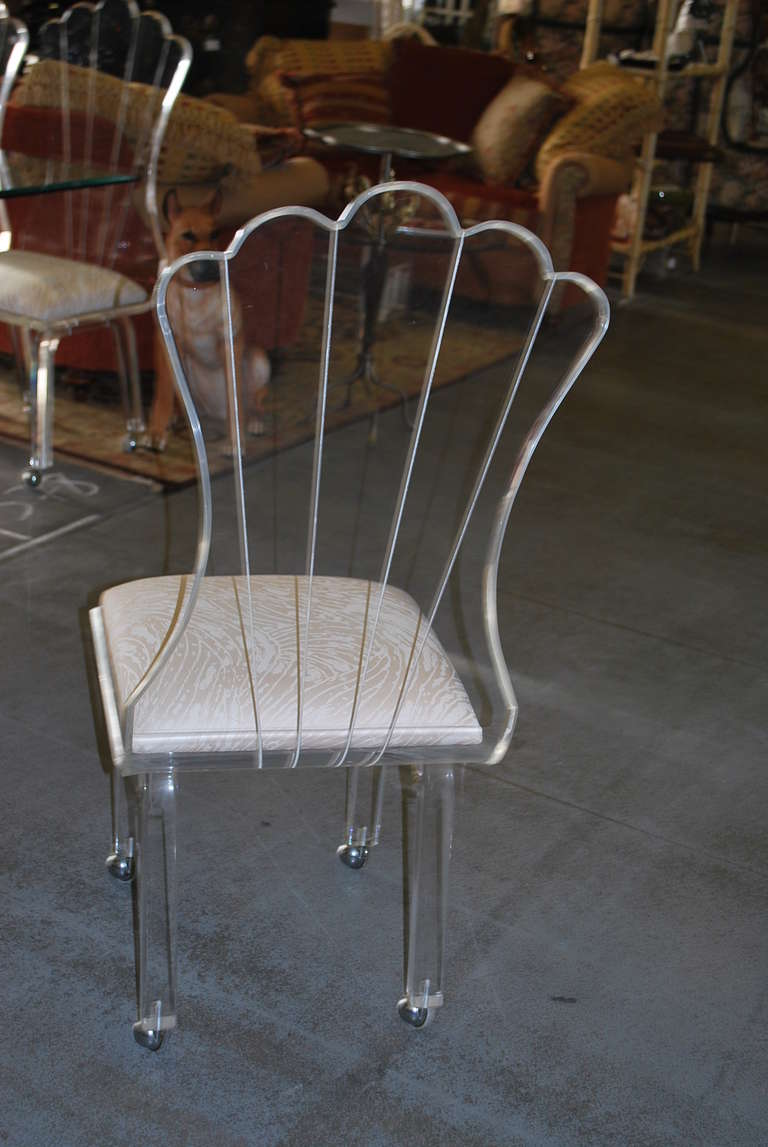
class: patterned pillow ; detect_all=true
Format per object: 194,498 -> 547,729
471,75 -> 569,186
535,62 -> 661,180
281,72 -> 392,131
245,38 -> 395,129
247,36 -> 392,82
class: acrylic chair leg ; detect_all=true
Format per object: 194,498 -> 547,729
132,771 -> 178,1051
23,335 -> 59,487
106,767 -> 135,882
398,764 -> 455,1028
337,765 -> 386,870
111,318 -> 145,451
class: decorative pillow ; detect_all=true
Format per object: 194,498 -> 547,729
388,39 -> 514,143
245,38 -> 395,128
281,72 -> 392,131
535,62 -> 661,180
275,38 -> 392,77
471,75 -> 569,185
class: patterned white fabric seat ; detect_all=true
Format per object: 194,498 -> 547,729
100,574 -> 482,754
0,250 -> 147,322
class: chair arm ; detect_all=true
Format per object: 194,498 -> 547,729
539,150 -> 633,206
537,151 -> 632,270
151,157 -> 330,230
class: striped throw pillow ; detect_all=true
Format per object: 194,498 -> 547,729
281,72 -> 392,131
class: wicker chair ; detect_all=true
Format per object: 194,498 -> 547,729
89,181 -> 609,1048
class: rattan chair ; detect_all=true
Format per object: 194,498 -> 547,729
0,0 -> 190,485
89,181 -> 609,1049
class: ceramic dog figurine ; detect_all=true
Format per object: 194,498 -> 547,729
146,188 -> 270,451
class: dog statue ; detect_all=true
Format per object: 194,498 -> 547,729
146,187 -> 270,451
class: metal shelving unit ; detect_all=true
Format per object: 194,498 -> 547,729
582,0 -> 740,298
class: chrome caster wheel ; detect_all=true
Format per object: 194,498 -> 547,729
337,843 -> 369,870
397,998 -> 433,1028
133,1022 -> 164,1051
105,850 -> 135,882
22,468 -> 41,488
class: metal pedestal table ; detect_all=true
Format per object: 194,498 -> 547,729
303,123 -> 471,439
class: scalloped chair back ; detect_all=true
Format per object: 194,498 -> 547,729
89,181 -> 609,1047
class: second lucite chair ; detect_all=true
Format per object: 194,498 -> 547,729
0,0 -> 190,485
89,181 -> 609,1049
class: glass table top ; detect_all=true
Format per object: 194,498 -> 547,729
0,151 -> 138,199
303,123 -> 472,161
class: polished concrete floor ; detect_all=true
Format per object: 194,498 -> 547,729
1,232 -> 767,1146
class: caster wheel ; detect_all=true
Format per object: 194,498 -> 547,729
336,843 -> 369,870
122,434 -> 138,453
133,1022 -> 164,1051
397,998 -> 433,1028
22,468 -> 41,488
105,851 -> 135,882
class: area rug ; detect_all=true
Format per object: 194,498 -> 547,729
0,303 -> 521,489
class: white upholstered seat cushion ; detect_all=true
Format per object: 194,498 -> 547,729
0,251 -> 147,322
100,574 -> 482,754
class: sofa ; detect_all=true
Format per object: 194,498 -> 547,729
209,35 -> 660,301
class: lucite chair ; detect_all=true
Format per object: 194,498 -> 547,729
0,5 -> 29,246
0,0 -> 190,485
0,7 -> 29,401
89,181 -> 609,1049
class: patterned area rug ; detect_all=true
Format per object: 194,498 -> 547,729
0,304 -> 520,489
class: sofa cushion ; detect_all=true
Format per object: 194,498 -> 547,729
100,574 -> 482,754
389,39 -> 514,142
282,71 -> 392,131
535,61 -> 661,180
241,37 -> 395,128
471,74 -> 569,185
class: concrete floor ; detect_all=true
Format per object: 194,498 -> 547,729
0,232 -> 767,1145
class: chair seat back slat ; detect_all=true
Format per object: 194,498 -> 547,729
138,182 -> 609,772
